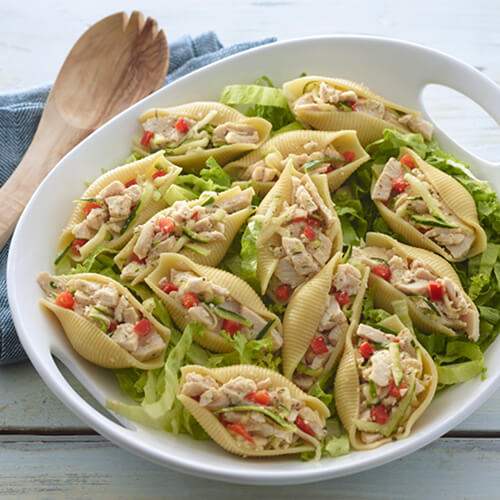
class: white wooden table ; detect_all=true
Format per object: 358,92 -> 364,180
2,1 -> 500,497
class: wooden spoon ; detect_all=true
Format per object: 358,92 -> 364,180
0,11 -> 169,250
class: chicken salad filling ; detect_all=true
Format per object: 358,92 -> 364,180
293,81 -> 433,141
158,270 -> 283,350
37,273 -> 166,361
138,111 -> 260,156
372,156 -> 476,260
293,263 -> 362,391
257,173 -> 336,303
352,245 -> 479,341
353,323 -> 432,444
181,373 -> 327,450
119,188 -> 253,282
242,140 -> 356,183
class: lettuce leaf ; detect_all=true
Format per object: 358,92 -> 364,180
174,156 -> 230,197
240,219 -> 261,291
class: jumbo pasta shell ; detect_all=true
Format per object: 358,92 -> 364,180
254,161 -> 342,295
282,76 -> 420,145
335,315 -> 437,450
135,102 -> 272,173
371,148 -> 487,261
39,273 -> 170,369
225,130 -> 369,193
114,187 -> 254,285
57,152 -> 181,263
177,364 -> 329,457
363,232 -> 479,338
283,254 -> 369,383
145,254 -> 282,353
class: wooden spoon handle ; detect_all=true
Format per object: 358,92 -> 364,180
0,99 -> 89,250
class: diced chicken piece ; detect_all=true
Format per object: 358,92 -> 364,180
37,272 -> 67,296
328,322 -> 346,346
252,165 -> 279,182
461,307 -> 480,342
86,207 -> 108,231
215,189 -> 253,214
192,216 -> 213,233
383,109 -> 401,127
107,219 -> 124,235
142,115 -> 195,144
71,279 -> 101,295
268,328 -> 284,351
94,286 -> 120,308
256,378 -> 272,390
308,349 -> 331,370
425,227 -> 474,260
72,220 -> 96,240
410,260 -> 436,281
199,387 -> 230,411
360,432 -> 384,444
275,257 -> 304,288
389,255 -> 430,296
407,199 -> 428,215
307,231 -> 332,266
133,221 -> 155,260
220,376 -> 257,404
357,324 -> 396,344
150,236 -> 176,257
182,373 -> 219,397
134,330 -> 166,361
177,273 -> 229,299
301,175 -> 335,227
112,323 -> 139,353
105,195 -> 132,219
398,328 -> 416,357
124,184 -> 142,205
168,200 -> 192,224
334,263 -> 361,296
293,373 -> 315,391
339,90 -> 358,103
323,145 -> 344,161
282,236 -> 319,277
294,92 -> 319,111
188,305 -> 218,329
372,158 -> 406,201
441,277 -> 468,313
212,123 -> 260,145
297,406 -> 326,439
97,180 -> 125,200
114,296 -> 134,323
120,261 -> 145,281
303,141 -> 320,154
318,82 -> 340,104
295,184 -> 317,214
399,114 -> 434,141
319,294 -> 346,331
365,349 -> 392,387
401,355 -> 422,378
356,98 -> 385,119
239,306 -> 267,339
351,246 -> 394,269
123,305 -> 139,324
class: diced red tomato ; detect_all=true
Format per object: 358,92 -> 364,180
152,169 -> 167,180
306,216 -> 321,228
392,176 -> 409,194
291,217 -> 306,224
140,130 -> 153,146
160,280 -> 178,295
359,341 -> 374,359
158,217 -> 175,234
125,179 -> 137,188
342,151 -> 356,162
131,253 -> 146,264
246,390 -> 270,406
372,264 -> 391,282
108,322 -> 117,333
182,292 -> 199,309
302,226 -> 316,242
429,280 -> 444,301
82,201 -> 101,216
418,227 -> 429,234
326,166 -> 335,173
71,238 -> 88,255
56,291 -> 74,309
191,211 -> 199,221
175,118 -> 190,133
370,404 -> 389,424
400,153 -> 416,169
295,416 -> 315,437
349,101 -> 357,111
335,291 -> 351,306
310,336 -> 329,354
221,319 -> 243,337
226,423 -> 255,445
134,318 -> 153,336
275,284 -> 291,302
389,379 -> 407,398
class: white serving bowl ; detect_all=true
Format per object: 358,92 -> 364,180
7,35 -> 500,485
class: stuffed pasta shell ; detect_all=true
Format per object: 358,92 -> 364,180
351,232 -> 480,341
283,76 -> 433,145
178,365 -> 330,457
114,186 -> 254,285
371,148 -> 486,261
145,254 -> 283,353
252,161 -> 342,302
283,252 -> 369,391
224,130 -> 368,193
335,315 -> 437,450
37,272 -> 170,369
57,152 -> 181,264
134,102 -> 272,172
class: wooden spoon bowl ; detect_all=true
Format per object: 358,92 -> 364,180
0,11 -> 169,250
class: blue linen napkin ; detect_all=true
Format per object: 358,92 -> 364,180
0,32 -> 275,364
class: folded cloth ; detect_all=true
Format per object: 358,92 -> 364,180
0,31 -> 275,364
